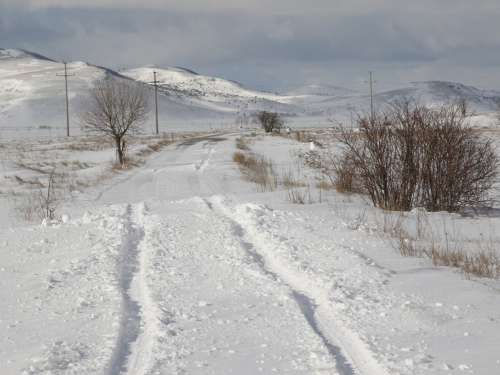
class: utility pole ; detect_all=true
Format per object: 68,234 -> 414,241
57,62 -> 75,137
368,71 -> 374,124
366,71 -> 378,124
153,71 -> 159,134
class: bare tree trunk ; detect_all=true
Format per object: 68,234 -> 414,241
115,137 -> 124,165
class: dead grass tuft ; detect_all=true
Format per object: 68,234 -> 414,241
233,151 -> 278,191
235,137 -> 251,150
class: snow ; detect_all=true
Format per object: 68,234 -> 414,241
1,48 -> 500,374
285,84 -> 357,96
0,127 -> 500,375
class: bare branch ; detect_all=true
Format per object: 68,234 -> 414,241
78,79 -> 149,164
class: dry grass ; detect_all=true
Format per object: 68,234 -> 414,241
381,211 -> 500,280
233,152 -> 246,164
13,162 -> 52,175
279,167 -> 306,189
235,137 -> 251,150
419,229 -> 500,280
233,130 -> 332,203
315,179 -> 335,191
279,166 -> 321,204
2,131 -> 201,221
330,202 -> 500,281
233,151 -> 278,192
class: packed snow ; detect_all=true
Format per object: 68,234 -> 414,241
1,126 -> 500,375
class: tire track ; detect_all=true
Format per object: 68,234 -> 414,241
209,196 -> 391,375
106,202 -> 157,375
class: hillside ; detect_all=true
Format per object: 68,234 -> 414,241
0,49 -> 120,135
1,48 -> 500,136
285,84 -> 357,96
121,65 -> 296,115
0,51 -> 238,136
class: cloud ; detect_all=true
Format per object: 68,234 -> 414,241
5,0 -> 500,16
1,1 -> 500,92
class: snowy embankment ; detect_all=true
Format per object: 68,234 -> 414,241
1,131 -> 500,374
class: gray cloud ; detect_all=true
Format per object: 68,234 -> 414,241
2,2 -> 500,93
14,0 -> 500,17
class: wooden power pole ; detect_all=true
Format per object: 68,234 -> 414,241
57,62 -> 75,137
153,71 -> 159,134
369,71 -> 374,124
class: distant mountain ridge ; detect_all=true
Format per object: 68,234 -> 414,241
1,48 -> 499,133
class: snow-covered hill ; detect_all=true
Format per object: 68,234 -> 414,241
0,49 -> 121,135
121,65 -> 296,116
0,50 -> 253,136
374,81 -> 500,112
1,48 -> 500,136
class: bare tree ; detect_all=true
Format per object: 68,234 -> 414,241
256,110 -> 284,133
78,79 -> 149,164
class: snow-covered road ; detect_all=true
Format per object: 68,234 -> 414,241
1,133 -> 500,374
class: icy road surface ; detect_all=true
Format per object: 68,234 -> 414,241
1,133 -> 499,374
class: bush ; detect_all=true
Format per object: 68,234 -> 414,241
11,169 -> 64,221
256,110 -> 284,134
334,97 -> 500,212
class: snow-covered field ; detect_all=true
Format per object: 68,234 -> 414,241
1,125 -> 500,375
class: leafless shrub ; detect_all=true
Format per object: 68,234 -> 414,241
255,110 -> 284,134
11,169 -> 64,221
345,209 -> 367,230
334,97 -> 500,212
330,154 -> 357,194
285,185 -> 316,204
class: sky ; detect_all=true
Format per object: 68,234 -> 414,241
2,0 -> 500,94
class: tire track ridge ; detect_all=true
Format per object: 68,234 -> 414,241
209,196 -> 391,375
